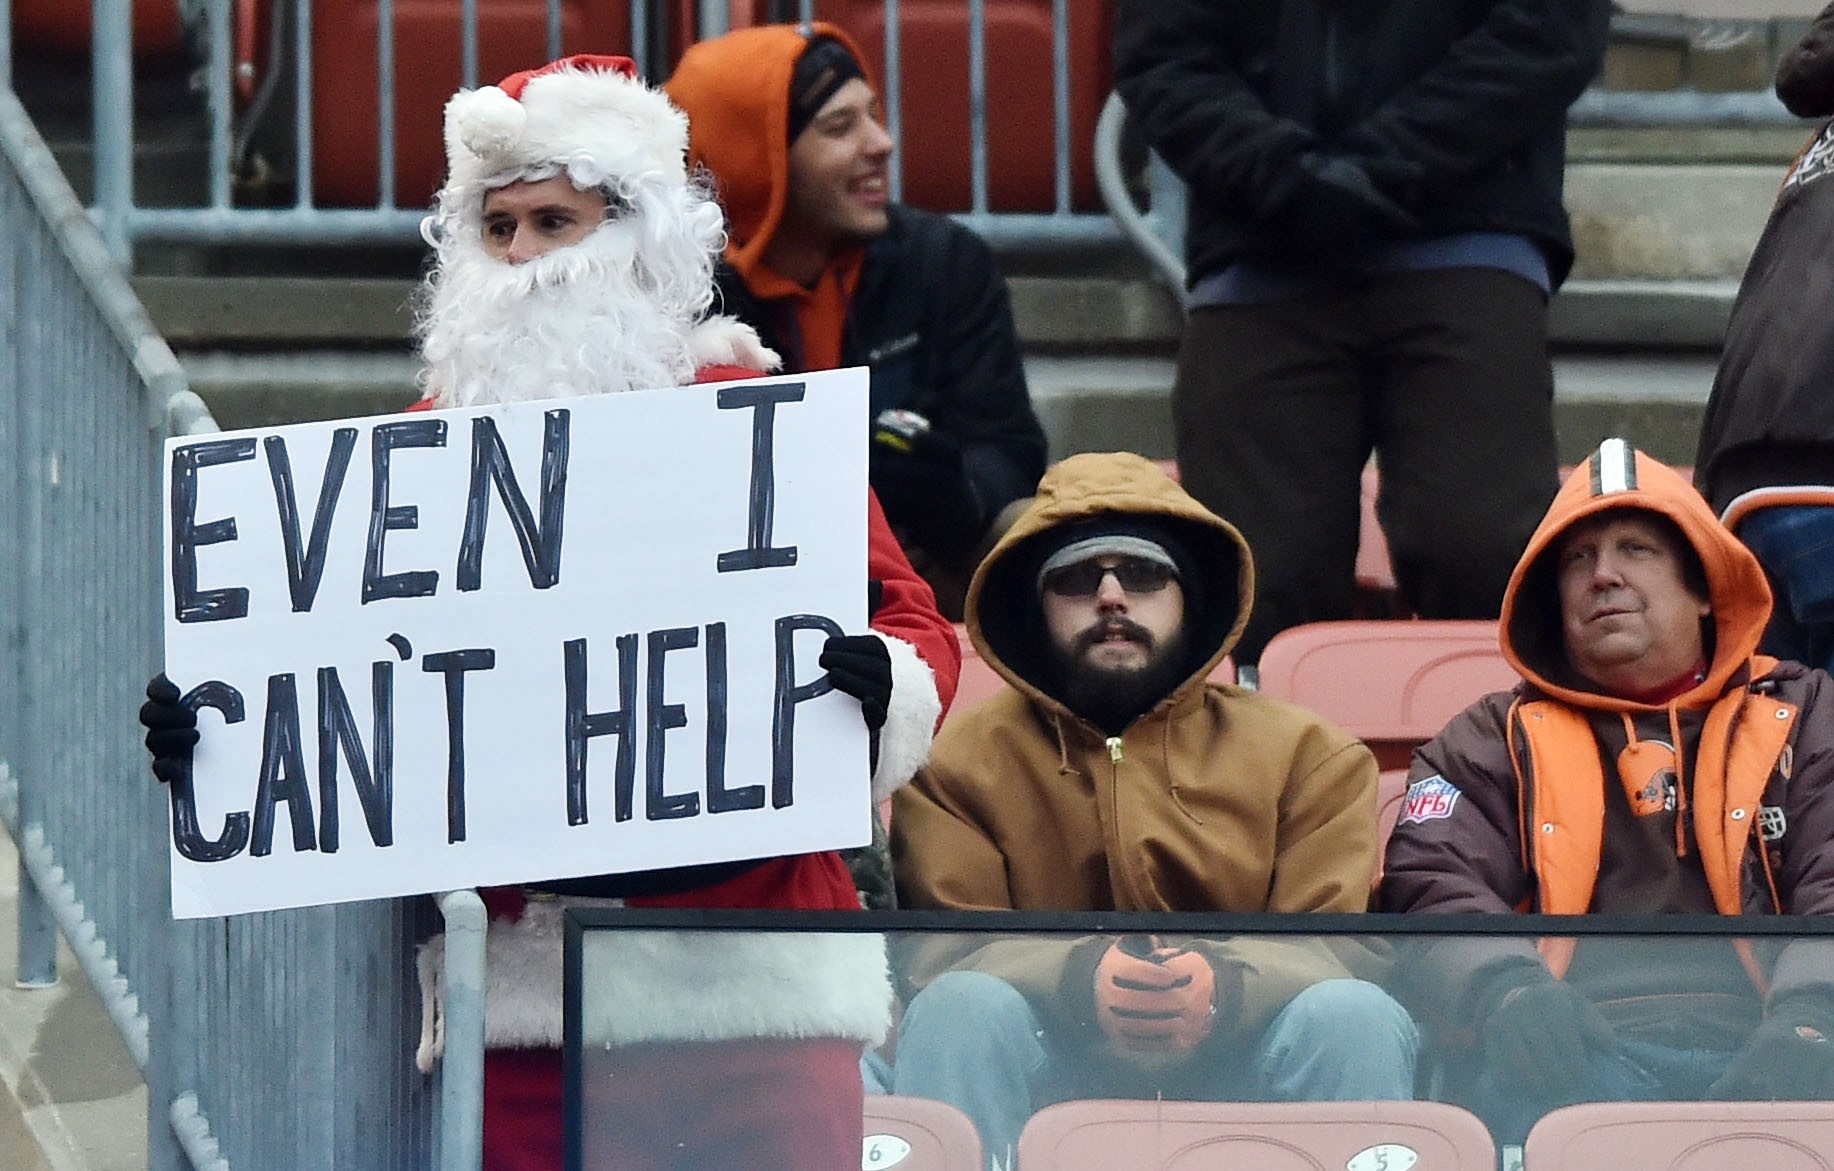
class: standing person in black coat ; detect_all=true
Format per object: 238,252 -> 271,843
1694,5 -> 1834,676
1115,0 -> 1611,666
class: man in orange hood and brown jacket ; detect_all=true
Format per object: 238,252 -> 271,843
1385,438 -> 1834,1145
665,24 -> 1047,617
889,452 -> 1417,1169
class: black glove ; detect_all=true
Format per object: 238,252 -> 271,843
139,673 -> 197,785
1708,991 -> 1834,1100
1480,970 -> 1616,1095
870,428 -> 985,560
820,634 -> 891,732
1262,150 -> 1420,255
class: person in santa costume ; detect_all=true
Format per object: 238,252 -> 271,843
142,54 -> 959,1171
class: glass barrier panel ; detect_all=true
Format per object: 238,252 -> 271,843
562,910 -> 1834,1171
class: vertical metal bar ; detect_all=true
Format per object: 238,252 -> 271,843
378,0 -> 398,207
884,0 -> 902,203
14,862 -> 56,986
92,0 -> 134,261
1,0 -> 13,92
208,0 -> 233,209
461,0 -> 479,88
967,0 -> 987,215
547,0 -> 561,59
295,0 -> 316,208
1051,0 -> 1070,214
697,0 -> 727,41
799,0 -> 812,24
630,0 -> 649,78
437,890 -> 487,1171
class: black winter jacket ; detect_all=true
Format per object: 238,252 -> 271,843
713,204 -> 1048,532
1694,118 -> 1834,512
1114,0 -> 1610,290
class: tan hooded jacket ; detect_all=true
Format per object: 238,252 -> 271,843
893,453 -> 1386,1056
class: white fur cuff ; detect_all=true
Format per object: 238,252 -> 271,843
686,315 -> 781,374
871,633 -> 941,803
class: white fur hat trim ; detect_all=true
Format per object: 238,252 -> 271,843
443,54 -> 689,195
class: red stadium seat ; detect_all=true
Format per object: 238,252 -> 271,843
296,1 -> 696,208
732,0 -> 1111,213
1357,461 -> 1399,606
1256,620 -> 1518,771
1524,1100 -> 1834,1170
1016,1098 -> 1498,1170
944,624 -> 1009,723
863,1094 -> 985,1171
13,0 -> 184,59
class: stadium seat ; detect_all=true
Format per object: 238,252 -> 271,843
945,625 -> 1009,722
1357,461 -> 1400,608
863,1094 -> 985,1170
13,0 -> 184,59
731,0 -> 1111,213
1016,1098 -> 1498,1170
299,0 -> 701,208
1524,1100 -> 1834,1170
1255,620 -> 1517,771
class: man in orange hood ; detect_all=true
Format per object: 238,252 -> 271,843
1385,438 -> 1834,1145
665,23 -> 1047,616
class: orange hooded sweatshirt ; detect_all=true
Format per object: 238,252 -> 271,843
665,23 -> 872,372
1499,440 -> 1788,930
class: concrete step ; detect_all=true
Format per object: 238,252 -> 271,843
1025,351 -> 1714,470
174,344 -> 1713,471
0,825 -> 147,1171
135,268 -> 1744,357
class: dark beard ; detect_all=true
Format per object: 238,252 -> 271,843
1053,619 -> 1191,735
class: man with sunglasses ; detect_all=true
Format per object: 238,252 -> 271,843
887,452 -> 1417,1169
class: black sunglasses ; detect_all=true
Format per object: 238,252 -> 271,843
1042,556 -> 1177,598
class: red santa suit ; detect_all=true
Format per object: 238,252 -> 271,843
408,58 -> 960,1171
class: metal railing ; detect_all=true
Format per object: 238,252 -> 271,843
10,2 -> 1825,268
52,0 -> 1120,262
1,83 -> 492,1170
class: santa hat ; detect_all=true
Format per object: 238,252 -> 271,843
441,54 -> 689,196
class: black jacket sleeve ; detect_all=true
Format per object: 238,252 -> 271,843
1339,0 -> 1610,193
919,222 -> 1046,516
1113,0 -> 1317,222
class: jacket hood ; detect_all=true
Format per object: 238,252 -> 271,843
1501,438 -> 1773,711
965,453 -> 1253,716
664,23 -> 874,284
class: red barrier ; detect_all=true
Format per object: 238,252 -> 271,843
13,0 -> 185,60
306,0 -> 643,208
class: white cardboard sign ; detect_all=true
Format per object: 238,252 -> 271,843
160,369 -> 870,919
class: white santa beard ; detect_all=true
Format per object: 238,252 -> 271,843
417,216 -> 716,407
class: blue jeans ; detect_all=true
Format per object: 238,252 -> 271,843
890,971 -> 1419,1168
1738,505 -> 1834,674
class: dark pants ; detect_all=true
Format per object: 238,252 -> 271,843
1173,268 -> 1560,662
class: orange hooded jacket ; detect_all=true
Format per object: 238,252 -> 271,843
665,22 -> 873,372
